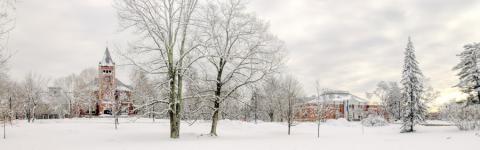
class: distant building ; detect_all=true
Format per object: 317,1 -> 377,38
90,48 -> 134,115
17,48 -> 134,119
295,90 -> 386,121
46,87 -> 70,115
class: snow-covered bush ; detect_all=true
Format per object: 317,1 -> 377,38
361,115 -> 388,127
445,104 -> 480,130
440,101 -> 480,130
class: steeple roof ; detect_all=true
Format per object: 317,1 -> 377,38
99,47 -> 115,66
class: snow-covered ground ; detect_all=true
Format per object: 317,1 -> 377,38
1,118 -> 479,150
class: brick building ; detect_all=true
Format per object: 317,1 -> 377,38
296,90 -> 386,121
91,48 -> 134,115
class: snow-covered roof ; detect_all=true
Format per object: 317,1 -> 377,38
306,90 -> 368,104
87,77 -> 133,92
115,78 -> 133,92
99,47 -> 115,66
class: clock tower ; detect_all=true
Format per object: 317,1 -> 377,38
98,47 -> 116,115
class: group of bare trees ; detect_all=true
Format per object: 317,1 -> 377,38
115,0 -> 291,138
369,81 -> 403,121
0,67 -> 99,126
0,1 -> 15,139
0,0 -> 295,139
54,68 -> 98,118
0,73 -> 46,123
130,69 -> 164,121
368,79 -> 438,123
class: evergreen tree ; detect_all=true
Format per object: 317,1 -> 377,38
453,43 -> 480,105
400,37 -> 427,133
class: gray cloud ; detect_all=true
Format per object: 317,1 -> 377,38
7,0 -> 480,103
249,0 -> 480,101
9,0 -> 130,82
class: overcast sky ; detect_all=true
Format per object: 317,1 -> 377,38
7,0 -> 480,105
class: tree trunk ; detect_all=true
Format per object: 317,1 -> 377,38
169,115 -> 179,138
169,97 -> 180,138
8,97 -> 12,125
32,103 -> 36,123
398,102 -> 401,121
169,109 -> 180,138
253,94 -> 258,124
152,104 -> 155,123
114,117 -> 118,130
168,70 -> 180,138
210,102 -> 219,136
210,59 -> 224,136
176,65 -> 183,138
407,90 -> 414,132
476,90 -> 480,104
268,111 -> 274,122
113,100 -> 117,130
288,122 -> 291,135
3,115 -> 6,139
287,96 -> 292,135
317,105 -> 322,138
26,110 -> 31,123
174,102 -> 181,138
317,121 -> 320,138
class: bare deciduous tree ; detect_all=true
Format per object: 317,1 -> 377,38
115,0 -> 200,138
371,81 -> 402,121
0,0 -> 14,75
282,75 -> 302,135
315,80 -> 322,138
20,73 -> 49,123
130,69 -> 161,122
199,0 -> 284,136
261,76 -> 284,122
54,68 -> 97,118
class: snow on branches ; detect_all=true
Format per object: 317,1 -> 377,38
400,37 -> 427,133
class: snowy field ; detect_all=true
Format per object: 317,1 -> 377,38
1,118 -> 479,150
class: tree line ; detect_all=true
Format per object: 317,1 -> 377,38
2,0 -> 480,140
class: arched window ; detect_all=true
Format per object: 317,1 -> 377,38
103,70 -> 112,74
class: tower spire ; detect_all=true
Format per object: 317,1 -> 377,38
99,47 -> 114,66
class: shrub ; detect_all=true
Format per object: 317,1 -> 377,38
449,105 -> 480,130
361,115 -> 388,127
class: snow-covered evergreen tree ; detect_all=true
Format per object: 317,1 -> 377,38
453,43 -> 480,105
450,43 -> 480,130
400,37 -> 427,133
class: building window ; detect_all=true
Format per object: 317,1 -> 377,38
104,109 -> 112,115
